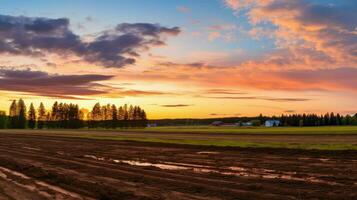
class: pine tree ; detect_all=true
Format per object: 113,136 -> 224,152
51,101 -> 59,121
111,104 -> 118,128
118,106 -> 124,120
38,103 -> 46,129
28,103 -> 36,129
0,111 -> 7,129
9,100 -> 17,117
336,113 -> 342,125
17,99 -> 27,129
140,110 -> 147,120
111,105 -> 118,121
128,105 -> 134,120
139,109 -> 147,127
123,104 -> 129,120
106,104 -> 112,120
9,100 -> 18,128
91,103 -> 102,121
330,112 -> 336,125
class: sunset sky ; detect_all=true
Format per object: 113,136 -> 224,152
0,0 -> 356,119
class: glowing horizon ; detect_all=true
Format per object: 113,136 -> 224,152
0,0 -> 356,119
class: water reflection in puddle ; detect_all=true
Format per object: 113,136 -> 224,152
113,160 -> 189,170
84,155 -> 105,161
83,154 -> 341,186
197,151 -> 219,155
22,147 -> 41,151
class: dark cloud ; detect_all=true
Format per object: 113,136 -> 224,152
25,18 -> 69,33
160,104 -> 192,107
159,61 -> 206,68
0,67 -> 114,99
158,61 -> 219,69
263,97 -> 310,102
46,62 -> 57,67
284,110 -> 296,113
0,14 -> 180,68
295,1 -> 357,30
0,67 -> 175,99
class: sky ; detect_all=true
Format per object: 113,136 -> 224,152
0,0 -> 356,119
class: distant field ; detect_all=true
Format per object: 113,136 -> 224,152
1,126 -> 357,150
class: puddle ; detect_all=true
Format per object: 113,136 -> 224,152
22,147 -> 41,151
117,159 -> 340,185
83,155 -> 342,186
298,157 -> 311,160
228,166 -> 247,172
197,151 -> 219,155
113,160 -> 189,170
299,157 -> 331,162
319,158 -> 330,162
56,151 -> 72,156
84,155 -> 105,161
164,161 -> 211,168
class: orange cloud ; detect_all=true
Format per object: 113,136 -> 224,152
225,0 -> 357,69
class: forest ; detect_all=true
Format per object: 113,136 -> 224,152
0,99 -> 148,129
149,113 -> 357,127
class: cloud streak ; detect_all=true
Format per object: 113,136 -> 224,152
205,89 -> 247,95
205,96 -> 311,102
0,67 -> 114,99
0,68 -> 173,99
160,104 -> 192,107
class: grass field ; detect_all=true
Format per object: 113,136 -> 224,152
1,126 -> 357,150
128,125 -> 357,134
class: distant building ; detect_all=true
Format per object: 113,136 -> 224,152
241,122 -> 253,126
265,120 -> 280,127
147,123 -> 157,127
221,123 -> 238,127
211,121 -> 239,127
211,121 -> 223,126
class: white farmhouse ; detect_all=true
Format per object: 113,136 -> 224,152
265,120 -> 280,127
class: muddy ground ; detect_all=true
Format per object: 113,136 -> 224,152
0,131 -> 356,200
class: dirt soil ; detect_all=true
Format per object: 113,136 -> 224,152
0,131 -> 356,200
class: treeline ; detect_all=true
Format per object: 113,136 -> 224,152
148,113 -> 357,127
280,113 -> 357,126
88,103 -> 147,128
0,99 -> 147,129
